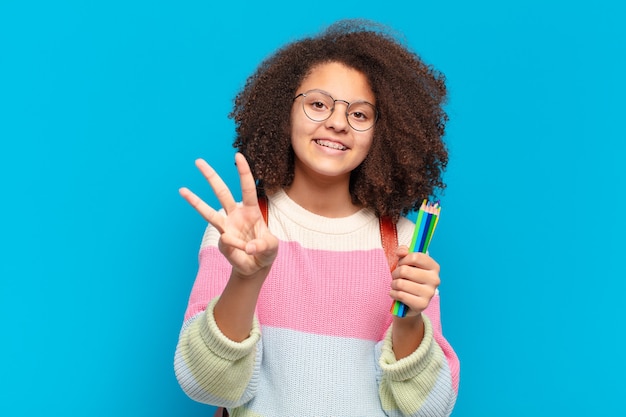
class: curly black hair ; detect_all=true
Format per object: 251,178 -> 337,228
230,19 -> 448,221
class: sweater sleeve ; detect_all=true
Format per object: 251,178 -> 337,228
173,221 -> 262,408
376,295 -> 459,417
174,298 -> 262,408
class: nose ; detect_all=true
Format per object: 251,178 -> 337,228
324,100 -> 350,131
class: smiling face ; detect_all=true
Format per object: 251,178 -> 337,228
290,62 -> 375,186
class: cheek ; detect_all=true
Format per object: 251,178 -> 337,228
354,134 -> 375,164
290,108 -> 317,140
358,133 -> 375,153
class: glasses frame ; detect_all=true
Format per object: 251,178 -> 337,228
293,89 -> 378,132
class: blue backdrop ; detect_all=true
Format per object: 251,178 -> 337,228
1,1 -> 624,415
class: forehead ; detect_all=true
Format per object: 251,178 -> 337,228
298,62 -> 375,103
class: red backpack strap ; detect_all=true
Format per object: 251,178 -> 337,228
379,216 -> 398,271
258,195 -> 269,224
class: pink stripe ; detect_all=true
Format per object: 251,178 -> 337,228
183,248 -> 233,321
257,242 -> 393,340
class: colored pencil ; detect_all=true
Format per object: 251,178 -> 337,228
391,200 -> 441,317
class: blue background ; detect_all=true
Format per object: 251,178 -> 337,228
1,1 -> 624,415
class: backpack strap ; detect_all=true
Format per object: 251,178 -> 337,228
258,194 -> 269,224
258,195 -> 398,271
379,215 -> 399,271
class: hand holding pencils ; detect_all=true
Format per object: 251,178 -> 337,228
390,200 -> 441,318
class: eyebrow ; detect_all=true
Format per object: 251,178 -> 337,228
305,88 -> 376,105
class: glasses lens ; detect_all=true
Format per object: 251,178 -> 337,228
301,91 -> 334,122
347,102 -> 377,131
299,90 -> 378,131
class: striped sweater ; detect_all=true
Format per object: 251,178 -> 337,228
174,190 -> 460,416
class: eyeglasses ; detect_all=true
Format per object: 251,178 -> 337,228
293,89 -> 378,132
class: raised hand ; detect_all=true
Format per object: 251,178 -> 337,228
179,153 -> 278,278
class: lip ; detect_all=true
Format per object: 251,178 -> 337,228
313,138 -> 350,151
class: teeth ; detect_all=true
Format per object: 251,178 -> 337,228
315,139 -> 347,151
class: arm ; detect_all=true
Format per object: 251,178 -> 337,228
175,153 -> 278,405
179,153 -> 278,341
377,246 -> 459,415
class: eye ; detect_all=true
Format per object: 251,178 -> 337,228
350,111 -> 369,121
304,93 -> 333,114
348,102 -> 376,122
311,100 -> 328,111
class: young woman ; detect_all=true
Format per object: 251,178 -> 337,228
174,19 -> 460,416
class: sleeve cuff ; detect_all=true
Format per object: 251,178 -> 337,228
197,297 -> 261,362
379,313 -> 438,381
